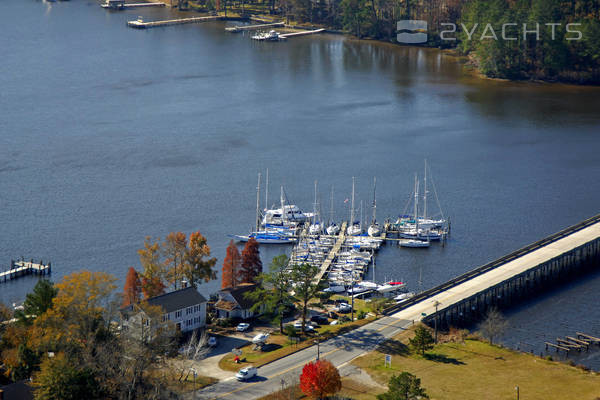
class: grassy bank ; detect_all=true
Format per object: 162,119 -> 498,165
351,328 -> 600,400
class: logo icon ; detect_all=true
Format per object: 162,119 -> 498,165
397,20 -> 428,44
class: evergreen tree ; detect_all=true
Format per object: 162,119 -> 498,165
377,372 -> 429,400
409,325 -> 434,355
17,279 -> 57,324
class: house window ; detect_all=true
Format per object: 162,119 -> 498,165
175,310 -> 182,318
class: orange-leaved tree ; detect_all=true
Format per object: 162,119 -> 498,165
122,267 -> 142,307
239,238 -> 262,284
184,231 -> 217,288
299,359 -> 341,399
163,231 -> 188,291
138,236 -> 166,299
222,240 -> 241,289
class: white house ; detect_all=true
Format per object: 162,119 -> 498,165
215,283 -> 263,320
121,286 -> 207,339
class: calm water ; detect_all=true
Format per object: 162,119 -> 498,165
2,0 -> 600,367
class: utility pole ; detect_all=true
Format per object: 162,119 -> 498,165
434,300 -> 441,344
515,385 -> 519,400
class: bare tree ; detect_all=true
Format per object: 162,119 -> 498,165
174,330 -> 210,383
479,308 -> 508,345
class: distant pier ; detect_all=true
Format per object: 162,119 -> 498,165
315,221 -> 347,284
1,259 -> 51,283
225,22 -> 284,32
279,28 -> 325,39
127,15 -> 224,29
102,0 -> 166,9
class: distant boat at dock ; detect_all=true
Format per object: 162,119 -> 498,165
251,30 -> 283,41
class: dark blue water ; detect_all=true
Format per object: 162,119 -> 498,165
2,0 -> 600,368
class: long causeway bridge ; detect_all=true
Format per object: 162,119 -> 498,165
385,213 -> 600,327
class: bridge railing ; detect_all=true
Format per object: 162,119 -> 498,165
383,213 -> 600,316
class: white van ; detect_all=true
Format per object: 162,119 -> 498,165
236,366 -> 258,381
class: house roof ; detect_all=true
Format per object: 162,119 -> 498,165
0,380 -> 34,400
214,299 -> 238,311
122,286 -> 207,314
220,283 -> 258,310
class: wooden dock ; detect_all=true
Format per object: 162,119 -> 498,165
127,15 -> 224,29
314,221 -> 347,284
279,28 -> 325,39
1,260 -> 51,283
225,22 -> 284,32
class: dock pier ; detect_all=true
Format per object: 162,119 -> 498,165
1,259 -> 52,283
314,221 -> 347,284
102,1 -> 166,9
279,28 -> 325,39
127,15 -> 224,29
225,22 -> 284,32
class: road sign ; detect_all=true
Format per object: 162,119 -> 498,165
232,348 -> 242,356
384,354 -> 392,367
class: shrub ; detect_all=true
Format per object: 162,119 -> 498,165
545,355 -> 553,361
285,325 -> 298,338
357,310 -> 366,320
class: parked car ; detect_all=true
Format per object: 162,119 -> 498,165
311,315 -> 329,325
236,366 -> 258,381
335,303 -> 352,313
293,321 -> 315,331
236,322 -> 250,332
208,336 -> 217,347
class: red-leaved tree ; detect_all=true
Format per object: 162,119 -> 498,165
299,359 -> 341,399
239,238 -> 262,284
222,240 -> 241,289
122,267 -> 142,307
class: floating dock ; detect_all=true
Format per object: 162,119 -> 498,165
279,28 -> 325,39
225,22 -> 284,32
127,15 -> 224,29
1,260 -> 51,283
315,221 -> 347,284
102,0 -> 166,9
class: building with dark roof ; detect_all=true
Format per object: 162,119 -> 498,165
121,286 -> 207,338
215,283 -> 263,320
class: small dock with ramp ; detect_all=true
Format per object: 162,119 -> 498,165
127,15 -> 224,29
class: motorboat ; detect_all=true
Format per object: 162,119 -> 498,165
251,30 -> 282,41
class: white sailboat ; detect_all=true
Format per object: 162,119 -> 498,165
367,177 -> 381,237
346,177 -> 362,236
326,185 -> 340,235
399,174 -> 430,248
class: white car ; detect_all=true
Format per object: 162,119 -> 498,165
236,323 -> 250,332
236,366 -> 258,381
293,321 -> 315,331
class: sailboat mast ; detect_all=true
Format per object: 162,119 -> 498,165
423,160 -> 427,221
313,180 -> 318,225
265,168 -> 269,211
360,200 -> 363,231
372,177 -> 377,224
256,173 -> 261,232
350,177 -> 355,224
329,185 -> 334,225
414,173 -> 419,232
280,186 -> 286,224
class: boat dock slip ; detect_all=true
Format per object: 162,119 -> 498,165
1,260 -> 51,283
127,15 -> 224,29
225,22 -> 284,32
384,214 -> 600,330
278,28 -> 325,39
102,1 -> 166,9
315,222 -> 347,284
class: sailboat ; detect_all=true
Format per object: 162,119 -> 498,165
367,177 -> 381,237
326,185 -> 340,235
346,177 -> 362,236
417,160 -> 446,240
309,181 -> 322,235
399,174 -> 430,248
261,186 -> 314,227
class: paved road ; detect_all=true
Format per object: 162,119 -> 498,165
190,315 -> 412,399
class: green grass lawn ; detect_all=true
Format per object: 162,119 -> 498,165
352,328 -> 600,400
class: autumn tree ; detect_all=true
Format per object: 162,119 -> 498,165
184,231 -> 217,288
122,267 -> 142,307
299,359 -> 341,399
409,325 -> 434,356
246,255 -> 294,333
33,353 -> 102,400
138,236 -> 166,299
163,231 -> 189,290
239,238 -> 262,284
222,240 -> 241,289
377,372 -> 429,400
290,263 -> 324,332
